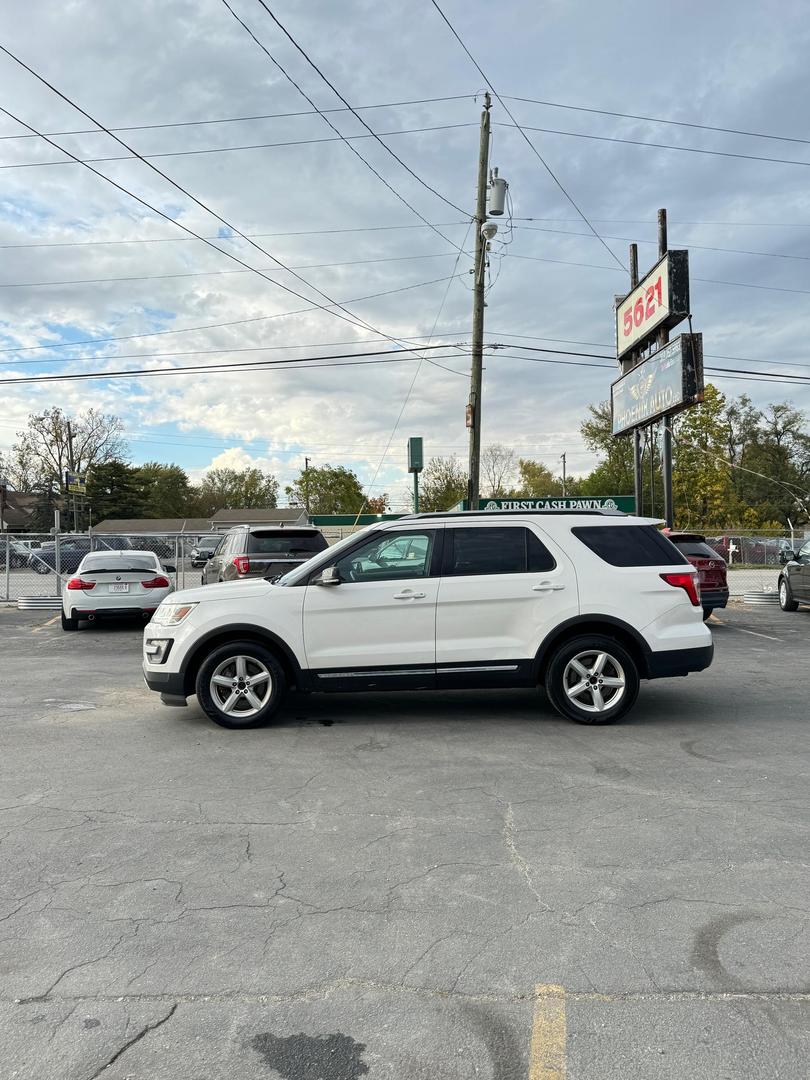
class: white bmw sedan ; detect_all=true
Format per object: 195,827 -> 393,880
61,550 -> 175,631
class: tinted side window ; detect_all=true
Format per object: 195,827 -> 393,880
335,531 -> 436,582
446,527 -> 555,576
674,541 -> 723,559
249,531 -> 327,555
573,525 -> 688,567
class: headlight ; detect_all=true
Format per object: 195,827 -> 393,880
144,638 -> 172,664
152,602 -> 198,626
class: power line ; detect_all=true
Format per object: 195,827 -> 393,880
0,334 -> 473,368
0,122 -> 478,171
0,43 -> 461,354
0,249 -> 464,290
0,220 -> 471,251
503,94 -> 810,149
497,120 -> 810,171
513,216 -> 810,229
0,273 -> 464,355
428,0 -> 626,273
0,94 -> 476,141
0,343 -> 471,387
220,0 -> 468,254
245,0 -> 468,216
514,223 -> 810,265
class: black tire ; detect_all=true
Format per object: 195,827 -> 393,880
544,634 -> 639,725
61,609 -> 78,631
779,577 -> 799,612
34,562 -> 51,575
702,607 -> 713,621
195,640 -> 286,729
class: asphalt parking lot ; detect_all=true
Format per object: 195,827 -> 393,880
1,603 -> 808,1079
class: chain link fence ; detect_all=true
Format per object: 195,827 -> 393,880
2,524 -> 807,602
0,532 -> 220,602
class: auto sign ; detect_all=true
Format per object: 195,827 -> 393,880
611,334 -> 704,436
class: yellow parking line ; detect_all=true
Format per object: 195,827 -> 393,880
31,614 -> 60,633
529,984 -> 566,1079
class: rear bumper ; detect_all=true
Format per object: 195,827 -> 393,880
646,642 -> 714,679
700,588 -> 729,609
72,607 -> 158,619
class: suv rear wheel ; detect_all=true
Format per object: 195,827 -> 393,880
544,635 -> 639,724
196,641 -> 285,729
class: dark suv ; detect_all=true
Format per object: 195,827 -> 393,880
201,525 -> 329,584
778,540 -> 810,611
666,532 -> 729,620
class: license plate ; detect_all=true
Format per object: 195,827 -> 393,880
109,583 -> 130,593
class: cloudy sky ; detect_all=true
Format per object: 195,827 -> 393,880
1,0 -> 809,508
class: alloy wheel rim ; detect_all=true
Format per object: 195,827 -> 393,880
563,650 -> 626,713
210,655 -> 272,717
780,582 -> 787,605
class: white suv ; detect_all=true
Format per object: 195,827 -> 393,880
143,511 -> 713,729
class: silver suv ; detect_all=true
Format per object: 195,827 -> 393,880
201,525 -> 328,584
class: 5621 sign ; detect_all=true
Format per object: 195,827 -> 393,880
615,250 -> 690,359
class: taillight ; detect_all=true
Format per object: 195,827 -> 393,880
66,577 -> 95,591
232,556 -> 250,575
141,575 -> 170,589
660,572 -> 701,606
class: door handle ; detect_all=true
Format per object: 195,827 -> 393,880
393,589 -> 426,599
532,582 -> 566,592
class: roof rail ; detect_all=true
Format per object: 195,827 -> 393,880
399,508 -> 629,520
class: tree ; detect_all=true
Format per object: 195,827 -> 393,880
13,407 -> 127,495
135,462 -> 195,518
515,459 -> 562,497
85,460 -> 145,523
195,468 -> 279,516
285,464 -> 365,515
671,384 -> 735,527
481,444 -> 516,497
580,401 -> 635,495
366,494 -> 389,514
418,456 -> 467,512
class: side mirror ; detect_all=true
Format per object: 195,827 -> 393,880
316,565 -> 341,587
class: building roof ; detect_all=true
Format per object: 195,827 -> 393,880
92,517 -> 214,534
211,508 -> 308,526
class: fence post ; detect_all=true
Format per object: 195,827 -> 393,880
175,536 -> 181,591
4,533 -> 9,602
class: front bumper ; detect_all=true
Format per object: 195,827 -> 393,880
646,642 -> 714,679
143,665 -> 187,704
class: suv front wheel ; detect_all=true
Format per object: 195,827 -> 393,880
196,641 -> 285,729
544,635 -> 639,724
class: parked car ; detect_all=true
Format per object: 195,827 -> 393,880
144,510 -> 713,729
132,537 -> 175,561
0,539 -> 38,569
201,525 -> 328,584
777,540 -> 810,611
62,549 -> 175,630
190,535 -> 223,567
665,532 -> 728,620
30,535 -> 132,575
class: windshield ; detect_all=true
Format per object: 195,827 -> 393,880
275,524 -> 376,586
80,553 -> 159,573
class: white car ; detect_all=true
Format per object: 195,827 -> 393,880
142,510 -> 713,729
62,550 -> 175,631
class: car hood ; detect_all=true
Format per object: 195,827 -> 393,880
165,580 -> 274,605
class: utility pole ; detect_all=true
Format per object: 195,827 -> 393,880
303,456 -> 311,517
66,419 -> 79,532
658,209 -> 674,528
467,91 -> 491,509
560,452 -> 567,497
627,244 -> 644,515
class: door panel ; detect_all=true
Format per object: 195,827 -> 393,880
793,543 -> 810,600
435,524 -> 579,667
302,528 -> 440,679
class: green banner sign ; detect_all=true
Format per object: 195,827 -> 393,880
466,495 -> 636,513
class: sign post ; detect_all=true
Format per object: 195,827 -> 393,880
407,437 -> 424,513
612,209 -> 701,528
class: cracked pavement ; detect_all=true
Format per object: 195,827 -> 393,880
0,604 -> 808,1077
